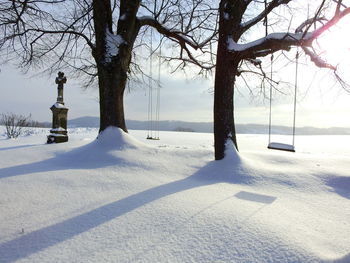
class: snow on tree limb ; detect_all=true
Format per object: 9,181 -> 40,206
227,32 -> 312,54
228,3 -> 350,71
297,4 -> 350,70
104,29 -> 125,63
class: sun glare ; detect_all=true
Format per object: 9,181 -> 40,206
317,16 -> 350,65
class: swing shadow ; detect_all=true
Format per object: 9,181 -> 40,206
325,175 -> 350,200
235,191 -> 277,204
0,154 -> 251,262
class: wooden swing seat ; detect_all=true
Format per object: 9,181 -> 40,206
268,142 -> 295,152
146,136 -> 160,140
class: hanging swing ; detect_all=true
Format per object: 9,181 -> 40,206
267,50 -> 299,152
147,29 -> 161,140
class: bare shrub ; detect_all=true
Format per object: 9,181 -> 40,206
0,113 -> 33,138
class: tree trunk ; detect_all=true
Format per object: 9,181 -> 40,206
96,62 -> 128,133
214,46 -> 239,160
92,0 -> 140,134
213,1 -> 242,160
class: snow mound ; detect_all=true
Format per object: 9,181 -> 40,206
57,127 -> 150,168
95,127 -> 146,150
1,129 -> 350,263
189,140 -> 258,185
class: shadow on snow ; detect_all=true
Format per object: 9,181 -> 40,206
0,138 -> 254,262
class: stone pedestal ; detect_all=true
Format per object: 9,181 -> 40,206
47,102 -> 69,143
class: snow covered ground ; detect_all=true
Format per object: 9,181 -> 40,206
0,127 -> 349,263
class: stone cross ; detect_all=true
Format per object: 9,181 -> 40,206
55,71 -> 67,104
48,72 -> 69,143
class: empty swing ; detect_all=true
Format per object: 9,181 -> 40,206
147,29 -> 161,140
267,50 -> 299,152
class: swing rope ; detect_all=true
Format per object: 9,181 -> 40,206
292,49 -> 299,146
155,43 -> 161,139
147,29 -> 153,139
267,50 -> 299,151
147,28 -> 161,140
265,0 -> 297,152
268,54 -> 273,145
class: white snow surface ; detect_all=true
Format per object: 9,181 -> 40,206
0,126 -> 349,263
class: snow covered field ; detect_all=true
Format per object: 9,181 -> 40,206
0,127 -> 349,263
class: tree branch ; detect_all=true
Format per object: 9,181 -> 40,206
237,5 -> 350,66
138,16 -> 207,50
240,0 -> 292,34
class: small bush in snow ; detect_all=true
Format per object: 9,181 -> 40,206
1,113 -> 33,138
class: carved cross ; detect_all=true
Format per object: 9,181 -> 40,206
55,71 -> 67,104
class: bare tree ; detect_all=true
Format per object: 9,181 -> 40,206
2,0 -> 349,161
213,0 -> 350,160
1,113 -> 32,138
0,0 -> 217,133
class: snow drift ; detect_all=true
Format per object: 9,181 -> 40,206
0,127 -> 349,262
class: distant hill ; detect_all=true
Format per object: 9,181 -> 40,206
68,116 -> 350,135
68,117 -> 213,132
68,116 -> 100,128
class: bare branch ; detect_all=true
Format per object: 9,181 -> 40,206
139,16 -> 212,50
240,0 -> 292,33
237,5 -> 350,64
302,46 -> 336,70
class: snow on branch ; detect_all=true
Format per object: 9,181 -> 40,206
104,29 -> 126,63
296,4 -> 350,70
231,4 -> 350,65
227,32 -> 312,54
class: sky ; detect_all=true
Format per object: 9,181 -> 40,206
1,18 -> 350,129
1,60 -> 349,129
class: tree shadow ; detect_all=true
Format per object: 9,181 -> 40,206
0,144 -> 42,152
0,139 -> 143,180
325,253 -> 350,263
0,178 -> 200,262
0,147 -> 254,262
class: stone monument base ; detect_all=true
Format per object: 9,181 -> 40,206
48,72 -> 69,144
47,129 -> 68,143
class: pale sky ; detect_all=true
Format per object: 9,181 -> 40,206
1,16 -> 350,129
1,60 -> 349,129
